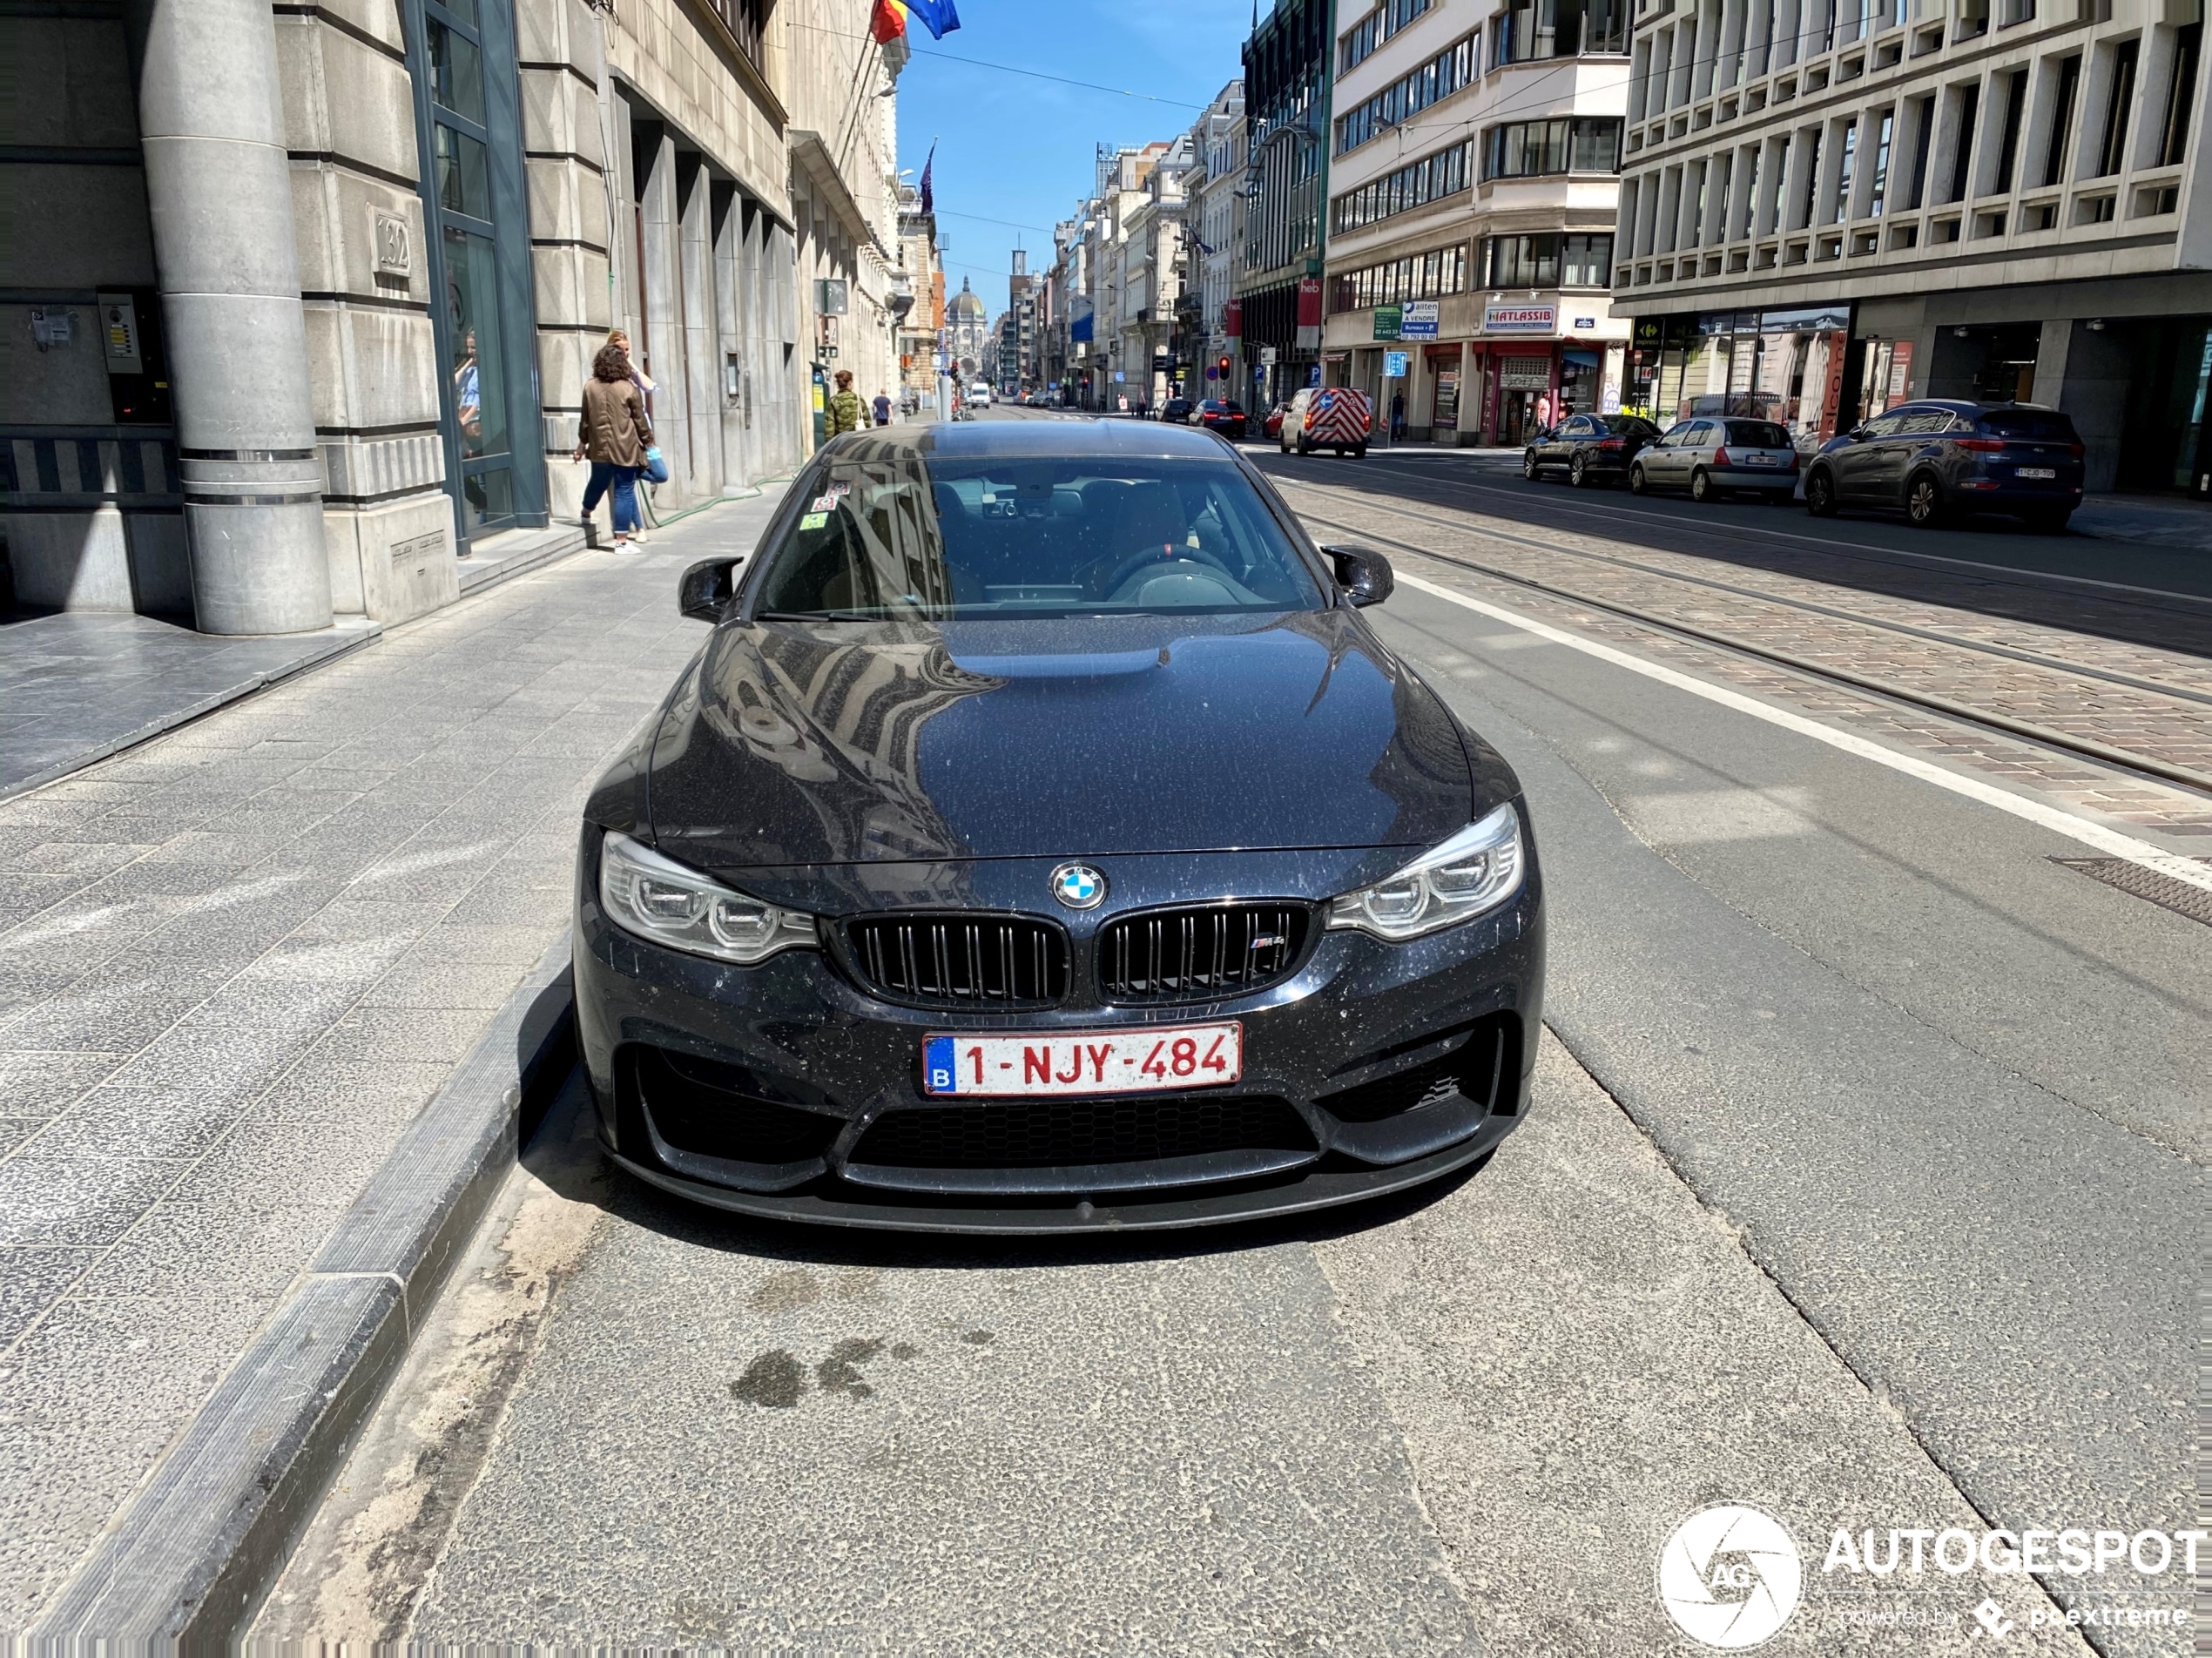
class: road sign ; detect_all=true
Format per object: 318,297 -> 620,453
1384,350 -> 1409,378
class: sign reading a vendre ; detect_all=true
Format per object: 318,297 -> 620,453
1399,300 -> 1440,340
1484,301 -> 1557,334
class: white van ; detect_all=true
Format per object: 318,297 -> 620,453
968,383 -> 993,408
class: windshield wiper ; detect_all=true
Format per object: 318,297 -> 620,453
757,609 -> 910,623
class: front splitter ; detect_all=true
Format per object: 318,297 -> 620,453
605,1109 -> 1521,1234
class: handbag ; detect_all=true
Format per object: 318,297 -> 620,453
642,446 -> 669,484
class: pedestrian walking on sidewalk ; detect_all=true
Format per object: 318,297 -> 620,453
575,341 -> 653,552
873,389 -> 893,427
827,370 -> 866,437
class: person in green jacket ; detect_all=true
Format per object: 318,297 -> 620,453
827,369 -> 865,437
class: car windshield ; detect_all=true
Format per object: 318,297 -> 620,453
1978,409 -> 2077,441
754,453 -> 1329,620
1726,421 -> 1792,447
1603,416 -> 1659,436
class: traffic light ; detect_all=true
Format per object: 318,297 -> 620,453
1217,356 -> 1230,378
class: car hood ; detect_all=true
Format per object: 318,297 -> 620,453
642,610 -> 1483,870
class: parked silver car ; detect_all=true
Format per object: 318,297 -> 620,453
1629,418 -> 1802,502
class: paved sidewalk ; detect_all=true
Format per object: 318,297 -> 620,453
0,614 -> 381,800
0,492 -> 779,1631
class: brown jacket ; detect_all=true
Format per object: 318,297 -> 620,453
580,375 -> 653,468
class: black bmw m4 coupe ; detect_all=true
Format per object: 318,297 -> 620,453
574,419 -> 1543,1231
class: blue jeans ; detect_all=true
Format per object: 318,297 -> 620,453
583,462 -> 641,534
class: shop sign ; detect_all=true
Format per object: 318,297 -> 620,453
1323,351 -> 1349,363
1384,350 -> 1409,378
1224,299 -> 1242,338
1295,277 -> 1323,349
1574,316 -> 1597,329
1500,354 -> 1552,390
1373,304 -> 1402,340
1400,300 -> 1440,340
1486,302 -> 1556,334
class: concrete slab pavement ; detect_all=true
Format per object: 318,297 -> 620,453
0,487 -> 783,1634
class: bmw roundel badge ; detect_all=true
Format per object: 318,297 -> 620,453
1049,863 -> 1107,910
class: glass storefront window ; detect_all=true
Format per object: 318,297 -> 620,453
408,0 -> 536,547
434,125 -> 491,219
427,20 -> 485,124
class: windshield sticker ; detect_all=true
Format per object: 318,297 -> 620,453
799,511 -> 828,529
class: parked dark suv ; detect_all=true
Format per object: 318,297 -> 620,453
1522,414 -> 1663,487
1804,401 -> 2086,531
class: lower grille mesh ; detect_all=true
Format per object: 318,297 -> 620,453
852,1095 -> 1313,1169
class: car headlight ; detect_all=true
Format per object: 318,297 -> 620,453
1326,802 -> 1525,941
597,832 -> 818,965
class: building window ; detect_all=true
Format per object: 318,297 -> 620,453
1326,243 -> 1469,312
406,0 -> 539,546
2094,38 -> 2137,177
2158,22 -> 2201,167
1330,139 -> 1471,233
1944,81 -> 1979,202
1482,118 -> 1623,178
1905,97 -> 1935,208
1832,118 -> 1858,221
1494,0 -> 1628,63
1482,233 -> 1614,287
2042,55 -> 2081,185
1992,68 -> 2028,192
1335,30 -> 1480,153
709,0 -> 768,68
1868,109 -> 1894,215
1339,0 -> 1433,73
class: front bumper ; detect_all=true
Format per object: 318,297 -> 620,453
573,835 -> 1544,1232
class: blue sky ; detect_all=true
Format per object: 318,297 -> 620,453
894,0 -> 1253,321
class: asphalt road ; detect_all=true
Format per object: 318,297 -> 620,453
253,418 -> 2203,1656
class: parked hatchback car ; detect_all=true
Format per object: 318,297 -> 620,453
1521,414 -> 1662,487
574,419 -> 1542,1232
1629,417 -> 1802,502
1804,401 -> 2086,530
1196,399 -> 1248,441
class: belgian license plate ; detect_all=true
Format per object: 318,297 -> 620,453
1743,455 -> 1777,466
2018,466 -> 2057,479
922,1023 -> 1242,1097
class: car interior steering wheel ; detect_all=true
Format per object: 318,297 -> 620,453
1097,542 -> 1236,598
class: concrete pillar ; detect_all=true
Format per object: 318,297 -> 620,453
129,0 -> 332,635
678,158 -> 719,499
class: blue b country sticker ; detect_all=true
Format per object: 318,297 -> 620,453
923,1036 -> 958,1093
799,511 -> 828,529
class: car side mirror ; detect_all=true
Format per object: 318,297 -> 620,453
678,556 -> 741,623
1849,424 -> 1870,440
1325,544 -> 1393,608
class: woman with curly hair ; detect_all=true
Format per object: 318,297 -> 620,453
573,341 -> 654,549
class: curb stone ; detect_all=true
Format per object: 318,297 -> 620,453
19,934 -> 578,1654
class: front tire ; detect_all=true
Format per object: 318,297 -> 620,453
1805,468 -> 1838,516
1906,473 -> 1946,529
1523,450 -> 1541,480
1690,468 -> 1716,503
1629,463 -> 1649,495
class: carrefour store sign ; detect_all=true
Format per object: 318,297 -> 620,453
1484,302 -> 1557,334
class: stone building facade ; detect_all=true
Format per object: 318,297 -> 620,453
1,0 -> 894,635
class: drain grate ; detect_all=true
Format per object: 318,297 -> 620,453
2049,858 -> 2212,927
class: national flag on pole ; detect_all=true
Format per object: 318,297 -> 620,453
918,144 -> 935,213
872,0 -> 961,43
